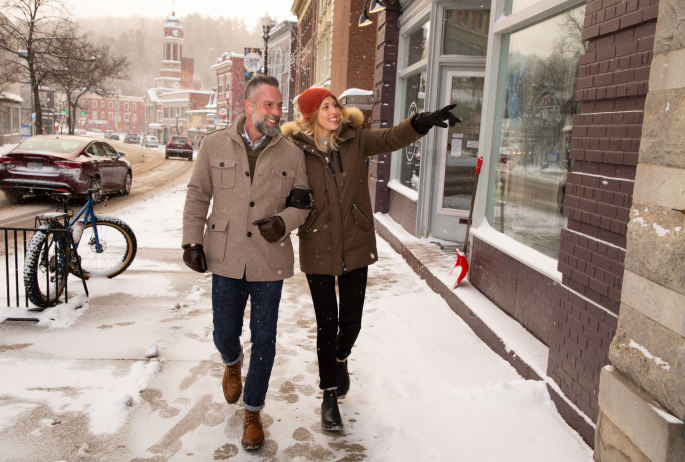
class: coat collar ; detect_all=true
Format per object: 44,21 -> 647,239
280,106 -> 364,151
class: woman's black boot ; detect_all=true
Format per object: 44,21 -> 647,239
336,359 -> 350,397
321,389 -> 343,431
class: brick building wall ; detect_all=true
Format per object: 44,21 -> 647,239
229,57 -> 246,124
369,2 -> 401,215
293,0 -> 318,97
469,0 -> 659,446
330,0 -> 377,98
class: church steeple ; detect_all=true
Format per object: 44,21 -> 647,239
155,12 -> 184,89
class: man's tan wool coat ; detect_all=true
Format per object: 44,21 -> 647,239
182,114 -> 310,281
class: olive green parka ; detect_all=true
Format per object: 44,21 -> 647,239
281,107 -> 424,276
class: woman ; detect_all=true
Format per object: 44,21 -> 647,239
282,88 -> 459,431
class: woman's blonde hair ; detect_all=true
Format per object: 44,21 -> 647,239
295,100 -> 348,152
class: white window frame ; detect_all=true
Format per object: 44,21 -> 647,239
389,5 -> 432,203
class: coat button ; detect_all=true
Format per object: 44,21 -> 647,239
245,171 -> 250,176
247,232 -> 252,237
250,202 -> 255,207
220,162 -> 224,167
211,224 -> 215,229
282,171 -> 287,176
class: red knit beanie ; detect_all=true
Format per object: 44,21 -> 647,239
298,88 -> 336,121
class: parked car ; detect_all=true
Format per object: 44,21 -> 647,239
105,133 -> 120,141
141,135 -> 158,148
77,129 -> 88,136
124,133 -> 140,144
0,135 -> 132,203
165,136 -> 193,161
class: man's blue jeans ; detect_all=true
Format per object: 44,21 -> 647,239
212,273 -> 283,412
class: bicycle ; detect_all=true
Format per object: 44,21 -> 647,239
23,179 -> 138,307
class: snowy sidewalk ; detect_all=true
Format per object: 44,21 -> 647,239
0,184 -> 592,461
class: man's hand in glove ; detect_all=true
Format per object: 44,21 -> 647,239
411,103 -> 461,135
253,216 -> 286,243
182,243 -> 208,273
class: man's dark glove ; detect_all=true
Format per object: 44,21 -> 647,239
411,103 -> 461,135
182,243 -> 208,273
286,188 -> 313,209
252,216 -> 286,243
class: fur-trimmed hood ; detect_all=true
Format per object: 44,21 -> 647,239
281,106 -> 364,141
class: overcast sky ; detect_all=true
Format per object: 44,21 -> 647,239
67,0 -> 296,27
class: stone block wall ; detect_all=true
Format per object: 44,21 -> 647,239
595,0 -> 685,460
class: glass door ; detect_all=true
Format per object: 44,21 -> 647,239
430,69 -> 485,242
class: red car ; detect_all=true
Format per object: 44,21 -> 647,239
165,136 -> 193,161
0,135 -> 132,203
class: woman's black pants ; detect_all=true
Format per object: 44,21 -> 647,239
306,266 -> 368,390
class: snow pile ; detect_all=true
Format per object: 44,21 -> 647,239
0,358 -> 160,435
1,294 -> 88,328
145,344 -> 159,358
186,284 -> 206,301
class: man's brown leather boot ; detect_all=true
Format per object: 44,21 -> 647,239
241,409 -> 264,450
222,359 -> 242,404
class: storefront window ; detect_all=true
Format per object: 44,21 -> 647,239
442,9 -> 490,56
488,5 -> 586,259
399,70 -> 426,191
405,22 -> 430,68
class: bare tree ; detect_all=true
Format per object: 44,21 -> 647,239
0,0 -> 73,134
50,30 -> 129,134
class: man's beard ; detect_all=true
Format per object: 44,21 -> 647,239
252,111 -> 281,138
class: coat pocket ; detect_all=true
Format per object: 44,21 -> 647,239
268,238 -> 294,269
269,166 -> 295,197
210,159 -> 236,188
351,204 -> 371,231
297,210 -> 318,236
204,215 -> 229,262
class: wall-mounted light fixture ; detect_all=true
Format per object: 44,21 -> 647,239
358,0 -> 386,27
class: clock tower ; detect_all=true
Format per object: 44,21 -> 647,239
155,12 -> 184,90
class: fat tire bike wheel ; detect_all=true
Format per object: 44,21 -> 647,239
23,224 -> 70,308
70,215 -> 137,279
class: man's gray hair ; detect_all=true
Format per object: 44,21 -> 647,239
244,75 -> 280,105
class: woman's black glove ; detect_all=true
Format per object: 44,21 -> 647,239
411,104 -> 461,135
253,216 -> 286,243
286,188 -> 313,209
182,243 -> 208,273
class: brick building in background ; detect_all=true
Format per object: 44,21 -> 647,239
361,0 -> 683,454
292,0 -> 318,96
81,94 -> 145,134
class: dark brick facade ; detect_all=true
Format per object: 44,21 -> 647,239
388,190 -> 418,237
468,0 -> 659,447
293,0 -> 318,96
368,2 -> 401,214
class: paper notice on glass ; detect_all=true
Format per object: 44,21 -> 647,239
450,139 -> 462,156
467,140 -> 479,149
452,133 -> 464,138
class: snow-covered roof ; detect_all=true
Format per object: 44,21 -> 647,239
338,88 -> 373,99
211,60 -> 232,70
0,92 -> 23,103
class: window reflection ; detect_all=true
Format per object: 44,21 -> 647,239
442,9 -> 490,56
490,6 -> 586,259
442,76 -> 483,210
406,22 -> 430,68
399,71 -> 426,191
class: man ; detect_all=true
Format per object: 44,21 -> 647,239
182,75 -> 311,450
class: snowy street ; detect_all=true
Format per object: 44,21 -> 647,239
0,183 -> 593,461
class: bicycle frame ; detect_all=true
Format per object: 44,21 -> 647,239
68,196 -> 102,253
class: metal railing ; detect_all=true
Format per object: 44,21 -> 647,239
2,226 -> 89,321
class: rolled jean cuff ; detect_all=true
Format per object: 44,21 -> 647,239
336,356 -> 348,362
243,401 -> 264,412
222,349 -> 243,367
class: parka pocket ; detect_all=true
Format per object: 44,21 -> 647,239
351,204 -> 371,231
269,167 -> 295,197
210,159 -> 236,188
297,210 -> 318,236
204,215 -> 229,262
